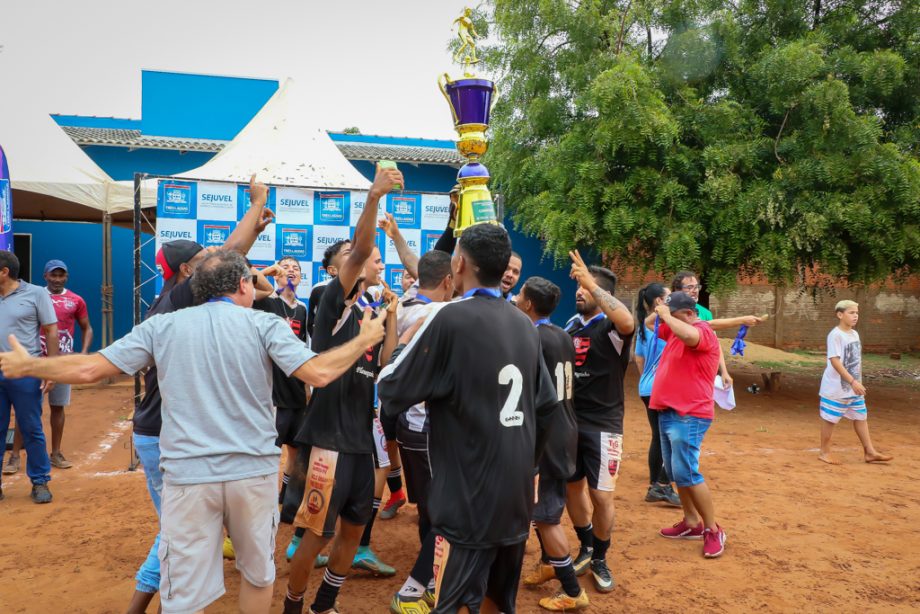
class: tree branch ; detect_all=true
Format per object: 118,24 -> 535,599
774,108 -> 791,164
615,0 -> 635,55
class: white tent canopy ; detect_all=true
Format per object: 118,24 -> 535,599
109,77 -> 371,213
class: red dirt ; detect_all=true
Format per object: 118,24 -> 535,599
1,367 -> 918,613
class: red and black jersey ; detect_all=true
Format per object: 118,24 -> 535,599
253,295 -> 308,410
565,313 -> 633,434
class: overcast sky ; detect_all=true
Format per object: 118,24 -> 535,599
1,0 -> 480,141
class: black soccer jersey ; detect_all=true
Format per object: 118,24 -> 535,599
253,294 -> 308,409
566,313 -> 633,434
295,277 -> 380,453
378,292 -> 558,548
306,278 -> 332,340
537,322 -> 578,480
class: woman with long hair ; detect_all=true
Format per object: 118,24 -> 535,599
634,282 -> 681,506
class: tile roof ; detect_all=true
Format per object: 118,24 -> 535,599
61,126 -> 464,165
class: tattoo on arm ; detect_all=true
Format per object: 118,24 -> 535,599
590,286 -> 626,314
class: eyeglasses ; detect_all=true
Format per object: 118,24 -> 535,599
681,284 -> 701,291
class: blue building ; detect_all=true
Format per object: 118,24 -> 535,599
15,70 -> 575,347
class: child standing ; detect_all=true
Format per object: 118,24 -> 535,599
818,300 -> 893,465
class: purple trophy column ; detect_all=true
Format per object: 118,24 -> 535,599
0,145 -> 13,252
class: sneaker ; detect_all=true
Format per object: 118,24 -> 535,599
390,592 -> 432,613
646,483 -> 681,507
50,452 -> 73,469
380,489 -> 407,520
523,562 -> 556,586
30,483 -> 53,504
222,536 -> 235,559
539,589 -> 590,611
3,454 -> 20,475
352,545 -> 396,576
589,559 -> 615,593
703,526 -> 727,558
572,546 -> 593,576
422,590 -> 436,607
286,535 -> 301,561
659,518 -> 704,539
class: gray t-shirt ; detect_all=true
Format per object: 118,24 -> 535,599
101,300 -> 316,485
0,281 -> 57,356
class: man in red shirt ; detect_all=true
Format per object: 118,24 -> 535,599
40,260 -> 92,468
649,291 -> 726,558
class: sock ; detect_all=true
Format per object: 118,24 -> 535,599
574,524 -> 594,553
548,555 -> 581,598
280,473 -> 290,504
592,536 -> 610,562
311,568 -> 346,613
360,497 -> 381,547
387,466 -> 403,495
398,575 -> 426,598
533,524 -> 549,563
294,527 -> 306,539
286,586 -> 305,603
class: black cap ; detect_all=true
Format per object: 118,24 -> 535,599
156,239 -> 204,281
666,291 -> 697,313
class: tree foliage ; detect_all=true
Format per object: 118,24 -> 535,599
478,0 -> 920,289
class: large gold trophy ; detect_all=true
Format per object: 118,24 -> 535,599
439,8 -> 499,236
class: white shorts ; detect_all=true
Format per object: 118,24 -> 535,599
373,407 -> 390,469
158,474 -> 279,614
819,396 -> 868,424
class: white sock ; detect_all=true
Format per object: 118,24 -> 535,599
399,576 -> 426,597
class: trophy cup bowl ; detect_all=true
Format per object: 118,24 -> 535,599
438,74 -> 496,128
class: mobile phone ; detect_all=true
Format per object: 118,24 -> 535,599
378,160 -> 402,190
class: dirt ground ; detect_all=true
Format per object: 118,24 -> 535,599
1,363 -> 918,614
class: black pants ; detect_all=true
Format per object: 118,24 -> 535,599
642,396 -> 670,485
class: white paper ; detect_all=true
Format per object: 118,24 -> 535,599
713,376 -> 736,410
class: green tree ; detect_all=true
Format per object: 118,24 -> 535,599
480,0 -> 920,289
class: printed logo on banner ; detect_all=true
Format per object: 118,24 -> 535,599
277,225 -> 312,260
312,225 -> 352,263
312,262 -> 333,287
386,265 -> 407,297
421,230 -> 442,254
197,182 -> 237,221
315,192 -> 349,225
349,191 -> 369,227
296,263 -> 312,299
156,219 -> 198,247
388,193 -> 421,229
237,185 -> 277,220
246,224 -> 276,262
197,221 -> 234,248
276,187 -> 314,223
158,181 -> 197,218
421,193 -> 451,230
0,179 -> 11,233
384,229 -> 421,266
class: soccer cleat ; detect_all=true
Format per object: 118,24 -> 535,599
31,484 -> 53,504
390,592 -> 432,613
589,559 -> 615,593
422,590 -> 436,607
222,536 -> 236,559
380,489 -> 407,520
3,454 -> 20,475
523,562 -> 556,586
352,545 -> 396,576
659,518 -> 705,540
539,589 -> 590,611
572,546 -> 593,577
286,535 -> 301,561
703,526 -> 727,558
50,452 -> 73,469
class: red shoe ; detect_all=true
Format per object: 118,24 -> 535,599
703,526 -> 726,558
659,518 -> 704,540
380,489 -> 406,520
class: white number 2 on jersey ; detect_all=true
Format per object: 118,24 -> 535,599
498,364 -> 524,427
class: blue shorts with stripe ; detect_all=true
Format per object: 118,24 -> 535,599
819,395 -> 867,424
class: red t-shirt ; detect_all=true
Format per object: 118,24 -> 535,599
40,289 -> 88,355
649,319 -> 720,419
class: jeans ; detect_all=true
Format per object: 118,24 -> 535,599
133,433 -> 163,593
659,409 -> 712,488
0,372 -> 51,485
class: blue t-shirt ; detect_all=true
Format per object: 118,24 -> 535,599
634,321 -> 667,398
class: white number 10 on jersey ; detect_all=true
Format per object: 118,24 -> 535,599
498,364 -> 524,427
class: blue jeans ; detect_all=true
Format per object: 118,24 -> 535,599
133,433 -> 163,593
659,409 -> 712,488
0,372 -> 51,485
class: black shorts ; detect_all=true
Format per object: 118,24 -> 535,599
533,476 -> 566,525
291,446 -> 374,538
567,429 -> 623,492
275,406 -> 305,448
433,539 -> 526,614
396,422 -> 430,506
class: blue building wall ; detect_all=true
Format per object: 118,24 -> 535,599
80,146 -> 215,182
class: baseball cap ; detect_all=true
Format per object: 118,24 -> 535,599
156,239 -> 204,281
44,259 -> 68,275
665,291 -> 697,313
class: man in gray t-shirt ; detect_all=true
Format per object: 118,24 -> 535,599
0,249 -> 59,504
0,250 -> 386,614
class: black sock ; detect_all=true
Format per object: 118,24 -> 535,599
311,568 -> 345,612
533,523 -> 549,563
360,497 -> 381,547
280,473 -> 290,504
387,466 -> 403,495
294,526 -> 306,539
574,524 -> 594,552
592,536 -> 610,561
548,555 -> 581,598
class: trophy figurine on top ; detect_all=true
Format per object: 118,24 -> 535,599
439,7 -> 499,237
